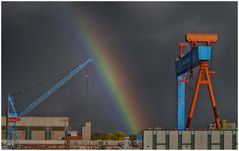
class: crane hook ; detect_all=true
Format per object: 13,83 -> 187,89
190,70 -> 194,79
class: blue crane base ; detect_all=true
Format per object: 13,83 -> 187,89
177,74 -> 186,130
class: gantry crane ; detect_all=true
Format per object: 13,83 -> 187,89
6,59 -> 92,148
175,33 -> 221,130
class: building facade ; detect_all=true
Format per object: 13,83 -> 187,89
81,122 -> 91,140
143,129 -> 238,149
2,116 -> 69,140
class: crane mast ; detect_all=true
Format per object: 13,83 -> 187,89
6,59 -> 93,148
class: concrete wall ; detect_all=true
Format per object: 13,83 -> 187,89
82,122 -> 91,140
169,131 -> 178,149
143,131 -> 153,149
194,131 -> 207,149
2,116 -> 69,127
156,131 -> 165,149
224,131 -> 233,149
2,116 -> 69,141
51,131 -> 64,140
31,131 -> 44,140
143,129 -> 238,150
18,130 -> 25,140
2,128 -> 66,140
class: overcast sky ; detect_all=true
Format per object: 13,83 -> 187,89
2,2 -> 237,133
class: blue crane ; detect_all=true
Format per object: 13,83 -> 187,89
6,59 -> 93,148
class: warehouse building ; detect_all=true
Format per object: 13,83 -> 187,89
2,116 -> 69,140
2,116 -> 98,149
143,129 -> 237,149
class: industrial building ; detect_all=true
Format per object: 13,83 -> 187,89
1,116 -> 95,149
82,122 -> 91,140
2,116 -> 69,140
2,117 -> 91,141
143,129 -> 237,149
1,116 -> 143,149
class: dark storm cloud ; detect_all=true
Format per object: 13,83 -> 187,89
2,2 -> 237,133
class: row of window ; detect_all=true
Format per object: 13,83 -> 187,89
22,144 -> 65,149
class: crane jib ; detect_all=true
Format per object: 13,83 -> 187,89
19,59 -> 93,117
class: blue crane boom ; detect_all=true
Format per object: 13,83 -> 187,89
19,58 -> 93,117
175,46 -> 211,77
6,58 -> 92,148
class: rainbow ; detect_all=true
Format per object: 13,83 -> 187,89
64,7 -> 147,133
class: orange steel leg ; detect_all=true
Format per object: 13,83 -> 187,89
186,65 -> 203,129
186,61 -> 221,129
204,63 -> 221,129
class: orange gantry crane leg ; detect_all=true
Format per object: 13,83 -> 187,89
186,61 -> 221,129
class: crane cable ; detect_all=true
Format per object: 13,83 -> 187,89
11,65 -> 79,97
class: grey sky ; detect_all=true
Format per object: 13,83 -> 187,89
2,2 -> 237,133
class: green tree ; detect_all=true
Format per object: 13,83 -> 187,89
113,131 -> 127,140
92,131 -> 128,140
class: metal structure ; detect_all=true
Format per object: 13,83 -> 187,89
6,59 -> 93,148
175,33 -> 221,130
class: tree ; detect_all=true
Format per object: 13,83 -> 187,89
92,131 -> 128,140
113,131 -> 127,140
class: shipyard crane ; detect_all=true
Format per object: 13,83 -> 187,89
6,59 -> 93,148
175,33 -> 221,130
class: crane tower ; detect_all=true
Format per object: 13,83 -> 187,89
6,59 -> 92,148
175,33 -> 221,130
